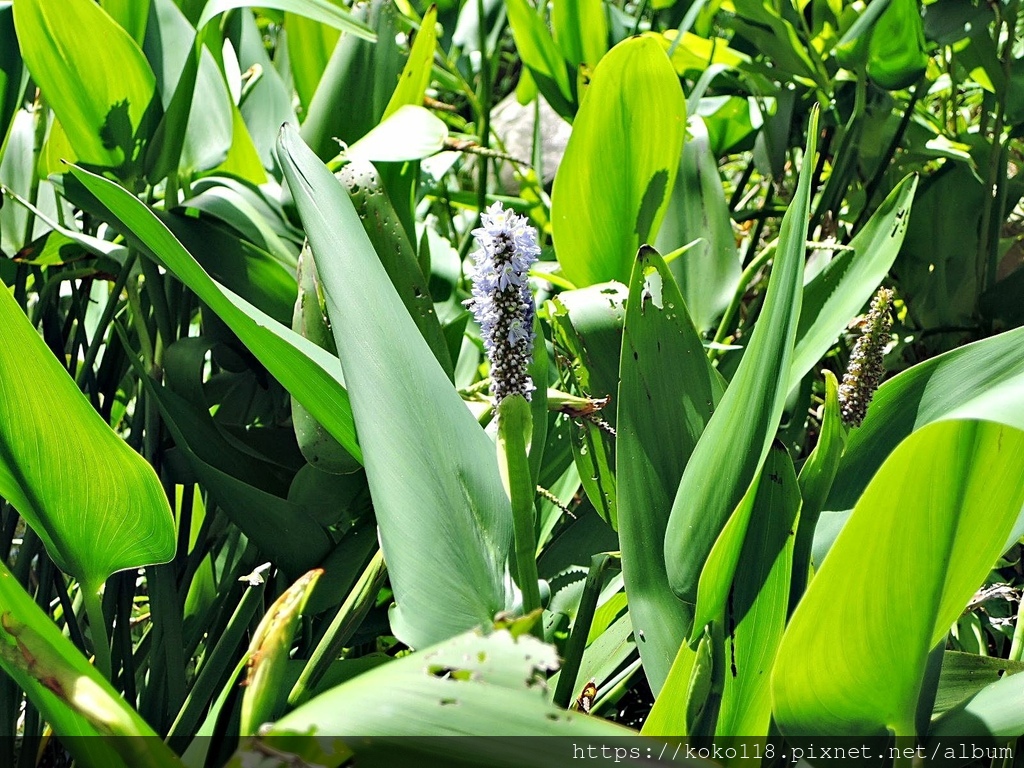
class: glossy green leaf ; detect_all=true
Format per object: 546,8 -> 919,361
247,630 -> 636,766
196,0 -> 375,40
345,104 -> 448,163
505,0 -> 574,116
866,0 -> 928,90
773,419 -> 1024,736
928,667 -> 1024,741
617,246 -> 721,693
815,326 -> 1024,563
551,0 -> 607,69
0,564 -> 180,768
932,652 -> 1024,716
286,9 -> 342,114
279,124 -> 514,648
338,159 -> 452,376
0,284 -> 174,590
300,0 -> 399,160
551,36 -> 686,287
664,110 -> 818,608
381,5 -> 438,121
100,0 -> 149,43
66,164 -> 361,464
14,0 -> 158,172
716,442 -> 799,737
654,116 -> 741,334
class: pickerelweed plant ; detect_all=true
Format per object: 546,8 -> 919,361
3,1 -> 1024,765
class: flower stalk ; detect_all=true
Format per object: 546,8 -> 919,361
466,203 -> 543,630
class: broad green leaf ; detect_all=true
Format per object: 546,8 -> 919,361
664,110 -> 818,608
928,666 -> 1024,741
789,174 -> 918,390
815,326 -> 1024,563
300,0 -> 399,160
773,420 -> 1024,736
654,116 -> 741,334
100,0 -> 149,43
731,0 -> 821,83
932,652 -> 1024,716
66,165 -> 361,463
246,630 -> 636,766
552,0 -> 607,69
279,124 -> 514,648
381,5 -> 438,121
338,159 -> 452,376
0,284 -> 174,590
716,442 -> 799,737
14,0 -> 158,173
0,564 -> 180,768
196,0 -> 375,40
505,0 -> 574,117
345,104 -> 448,163
286,8 -> 342,114
866,0 -> 928,90
640,639 -> 697,737
647,31 -> 749,76
617,246 -> 721,693
551,36 -> 686,287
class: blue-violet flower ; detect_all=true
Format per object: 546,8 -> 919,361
465,202 -> 541,403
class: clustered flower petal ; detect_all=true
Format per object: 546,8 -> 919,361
838,287 -> 894,427
464,202 -> 541,403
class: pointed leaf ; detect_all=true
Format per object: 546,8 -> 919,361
551,36 -> 686,287
617,246 -> 721,693
14,0 -> 158,172
65,164 -> 362,463
773,420 -> 1024,736
278,124 -> 514,648
664,109 -> 818,607
0,285 -> 174,588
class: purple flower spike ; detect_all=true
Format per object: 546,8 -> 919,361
464,202 -> 540,403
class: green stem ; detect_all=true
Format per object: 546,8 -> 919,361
499,401 -> 543,628
1008,595 -> 1024,661
82,583 -> 112,681
288,550 -> 387,707
551,553 -> 619,708
474,0 -> 492,226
